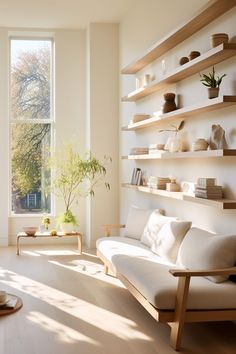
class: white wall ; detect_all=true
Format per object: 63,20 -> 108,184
86,23 -> 119,248
119,0 -> 236,234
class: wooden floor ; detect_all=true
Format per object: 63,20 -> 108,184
0,245 -> 236,354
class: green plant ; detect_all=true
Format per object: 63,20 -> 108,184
42,216 -> 50,230
158,120 -> 185,136
51,143 -> 111,225
200,66 -> 226,88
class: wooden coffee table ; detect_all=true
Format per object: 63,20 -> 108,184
16,231 -> 82,255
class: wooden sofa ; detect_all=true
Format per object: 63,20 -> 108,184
97,217 -> 236,351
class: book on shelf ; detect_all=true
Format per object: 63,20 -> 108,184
197,178 -> 216,187
130,147 -> 149,155
131,168 -> 142,186
195,185 -> 222,192
195,192 -> 223,199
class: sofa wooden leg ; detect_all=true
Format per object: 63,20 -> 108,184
169,276 -> 190,350
104,264 -> 109,275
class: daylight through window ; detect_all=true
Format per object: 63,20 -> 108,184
10,38 -> 53,214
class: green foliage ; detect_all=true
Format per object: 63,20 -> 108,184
200,66 -> 226,88
51,143 -> 111,223
57,210 -> 77,226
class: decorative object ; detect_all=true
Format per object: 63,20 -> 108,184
209,124 -> 227,149
192,138 -> 209,151
188,51 -> 200,60
162,92 -> 177,113
0,291 -> 7,304
148,143 -> 165,154
179,56 -> 189,65
166,178 -> 181,192
42,216 -> 50,230
159,120 -> 185,153
131,168 -> 142,185
147,176 -> 171,190
195,177 -> 223,199
22,226 -> 38,236
51,143 -> 111,231
142,74 -> 151,86
50,229 -> 57,236
211,33 -> 229,48
200,66 -> 226,99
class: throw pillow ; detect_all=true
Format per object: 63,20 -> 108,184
177,227 -> 236,283
151,220 -> 192,263
124,206 -> 162,240
141,210 -> 177,247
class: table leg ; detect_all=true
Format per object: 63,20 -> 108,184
78,234 -> 82,254
16,236 -> 20,255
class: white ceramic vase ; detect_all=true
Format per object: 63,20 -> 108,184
165,137 -> 181,152
60,222 -> 74,234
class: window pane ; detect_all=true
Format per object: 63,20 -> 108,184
10,39 -> 52,120
11,123 -> 51,214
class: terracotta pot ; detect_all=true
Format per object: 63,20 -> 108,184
211,33 -> 229,48
188,51 -> 200,60
208,87 -> 219,99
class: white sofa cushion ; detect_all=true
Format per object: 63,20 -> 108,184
177,227 -> 236,283
124,206 -> 160,240
151,220 -> 192,263
112,253 -> 236,310
141,210 -> 177,247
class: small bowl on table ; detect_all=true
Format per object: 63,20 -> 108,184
23,227 -> 38,236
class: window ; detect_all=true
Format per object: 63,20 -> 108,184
10,38 -> 54,214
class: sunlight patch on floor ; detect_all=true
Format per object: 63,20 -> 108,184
33,249 -> 80,256
22,250 -> 41,257
48,259 -> 124,287
27,311 -> 99,345
0,268 -> 151,341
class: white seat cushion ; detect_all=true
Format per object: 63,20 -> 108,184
112,253 -> 236,310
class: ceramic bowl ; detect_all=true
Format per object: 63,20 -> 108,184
23,227 -> 38,236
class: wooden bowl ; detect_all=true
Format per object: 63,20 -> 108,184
23,227 -> 38,236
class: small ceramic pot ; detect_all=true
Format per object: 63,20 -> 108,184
60,222 -> 74,234
208,87 -> 219,99
162,92 -> 177,113
164,137 -> 181,152
179,56 -> 189,65
192,138 -> 209,151
211,33 -> 229,48
188,51 -> 200,60
166,178 -> 181,192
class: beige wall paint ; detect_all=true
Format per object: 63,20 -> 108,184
119,1 -> 236,234
87,23 -> 119,248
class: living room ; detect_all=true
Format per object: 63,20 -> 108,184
0,1 -> 236,353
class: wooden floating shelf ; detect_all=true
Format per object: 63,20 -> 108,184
121,96 -> 236,131
122,183 -> 236,209
122,149 -> 236,160
121,0 -> 236,74
121,44 -> 236,102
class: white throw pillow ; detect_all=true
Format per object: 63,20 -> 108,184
178,227 -> 236,283
124,206 -> 161,240
141,211 -> 177,247
151,220 -> 192,263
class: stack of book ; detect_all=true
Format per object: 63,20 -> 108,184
195,178 -> 223,199
130,147 -> 149,155
148,143 -> 165,154
131,168 -> 142,186
147,176 -> 171,189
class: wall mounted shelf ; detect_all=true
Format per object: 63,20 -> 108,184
122,96 -> 236,131
122,183 -> 236,209
121,44 -> 236,102
122,149 -> 236,160
121,0 -> 236,74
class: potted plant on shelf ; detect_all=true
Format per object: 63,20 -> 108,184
51,143 -> 111,233
200,66 -> 226,99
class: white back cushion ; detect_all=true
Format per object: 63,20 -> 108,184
178,227 -> 236,283
151,220 -> 192,263
141,211 -> 177,247
124,206 -> 161,240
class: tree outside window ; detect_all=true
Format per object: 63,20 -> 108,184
10,38 -> 53,214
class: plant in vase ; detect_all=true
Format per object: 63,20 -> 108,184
51,143 -> 111,233
159,120 -> 185,152
200,66 -> 226,99
42,216 -> 50,231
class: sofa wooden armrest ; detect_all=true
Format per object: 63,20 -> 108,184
102,224 -> 126,237
170,266 -> 236,277
168,266 -> 236,350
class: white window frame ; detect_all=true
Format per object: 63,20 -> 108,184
8,33 -> 55,217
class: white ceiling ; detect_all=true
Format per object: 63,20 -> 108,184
0,0 -> 136,29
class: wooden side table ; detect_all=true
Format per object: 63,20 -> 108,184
16,231 -> 82,255
0,294 -> 23,316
